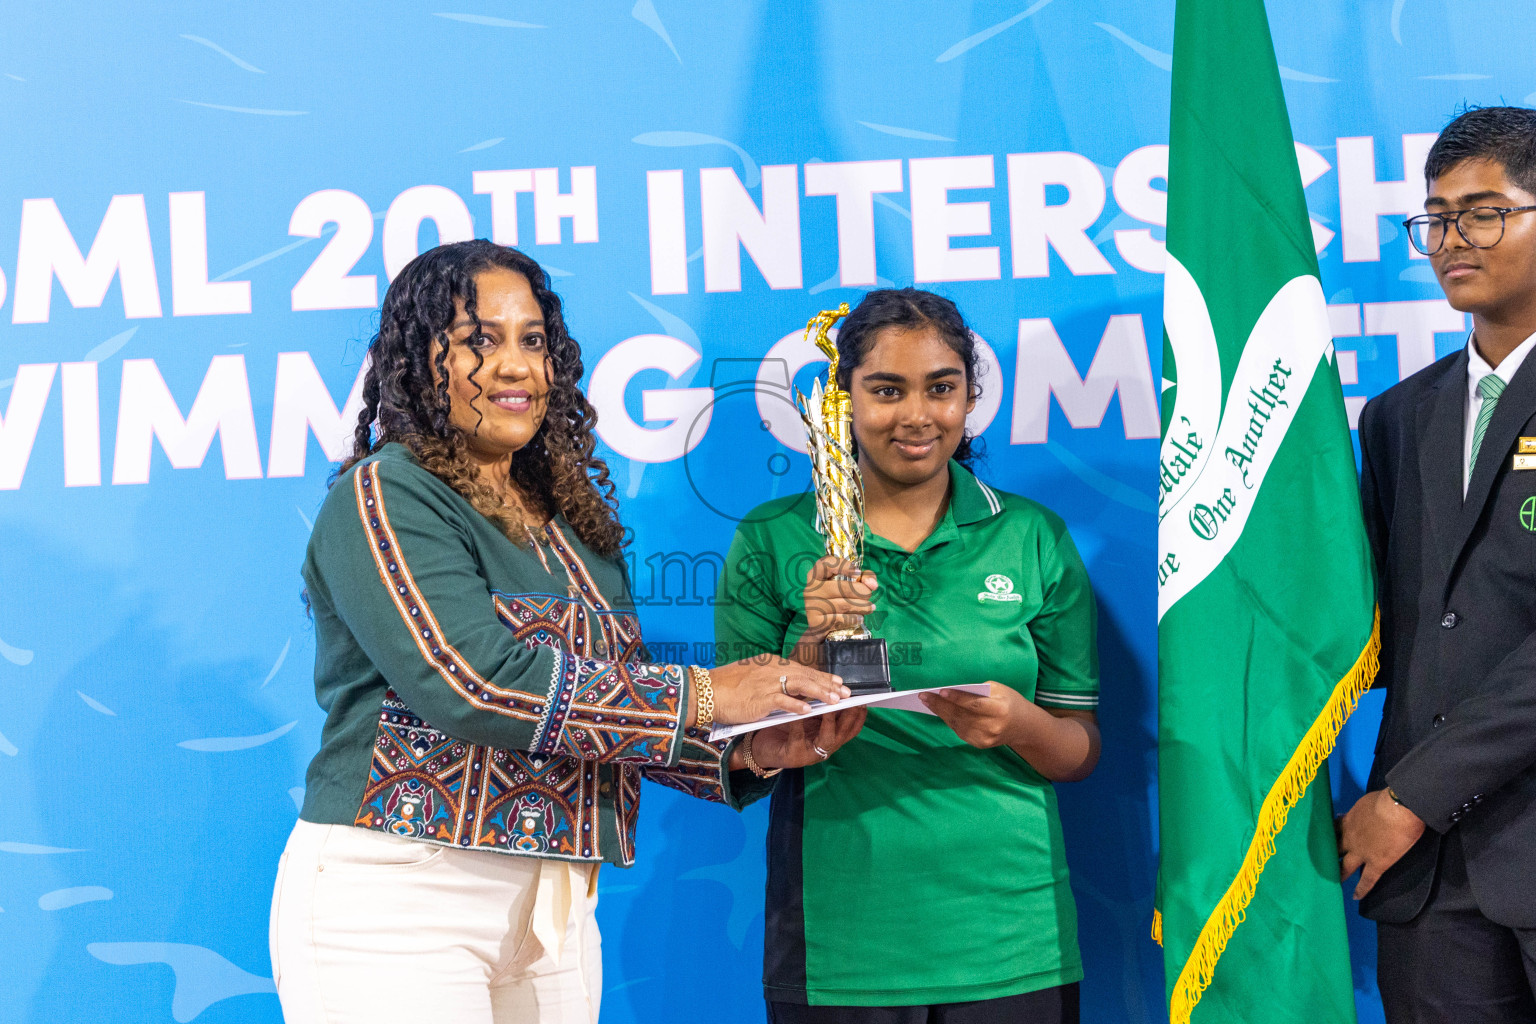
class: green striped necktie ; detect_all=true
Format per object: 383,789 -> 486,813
1470,373 -> 1508,474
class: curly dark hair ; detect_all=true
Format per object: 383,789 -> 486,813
833,287 -> 986,468
337,239 -> 624,557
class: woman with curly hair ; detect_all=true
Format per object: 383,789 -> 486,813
269,240 -> 864,1024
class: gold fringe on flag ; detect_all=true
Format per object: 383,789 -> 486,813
1161,608 -> 1381,1024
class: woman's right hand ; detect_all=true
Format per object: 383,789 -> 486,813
749,707 -> 869,770
708,656 -> 850,725
802,556 -> 878,647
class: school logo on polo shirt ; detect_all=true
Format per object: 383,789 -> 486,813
979,574 -> 1023,602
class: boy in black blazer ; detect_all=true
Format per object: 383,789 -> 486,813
1340,106 -> 1536,1023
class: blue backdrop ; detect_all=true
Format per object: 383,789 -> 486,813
0,2 -> 1522,1021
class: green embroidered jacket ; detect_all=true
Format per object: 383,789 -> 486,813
297,443 -> 768,865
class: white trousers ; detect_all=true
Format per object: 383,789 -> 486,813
269,820 -> 601,1024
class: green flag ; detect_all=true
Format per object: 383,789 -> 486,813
1156,0 -> 1378,1022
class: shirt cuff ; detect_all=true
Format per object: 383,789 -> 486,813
1035,688 -> 1099,711
642,734 -> 779,809
531,653 -> 690,766
1385,763 -> 1483,835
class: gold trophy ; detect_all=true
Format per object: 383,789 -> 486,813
796,304 -> 891,695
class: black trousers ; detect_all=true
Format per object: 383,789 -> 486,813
766,984 -> 1079,1024
1378,832 -> 1536,1023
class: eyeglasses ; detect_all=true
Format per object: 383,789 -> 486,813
1403,205 -> 1536,255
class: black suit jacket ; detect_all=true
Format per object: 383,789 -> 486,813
1358,346 -> 1536,926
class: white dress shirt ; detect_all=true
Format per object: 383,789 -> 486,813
1464,330 -> 1536,495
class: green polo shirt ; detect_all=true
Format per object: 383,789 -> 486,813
716,461 -> 1099,1007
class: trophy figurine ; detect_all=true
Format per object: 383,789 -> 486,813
796,304 -> 892,696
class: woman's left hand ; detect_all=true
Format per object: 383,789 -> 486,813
919,683 -> 1027,748
746,707 -> 868,770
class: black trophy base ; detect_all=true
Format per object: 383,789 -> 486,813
824,635 -> 891,696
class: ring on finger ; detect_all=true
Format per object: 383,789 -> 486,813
813,745 -> 830,760
779,674 -> 789,695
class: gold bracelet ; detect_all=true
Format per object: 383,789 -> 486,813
742,733 -> 782,779
689,665 -> 715,732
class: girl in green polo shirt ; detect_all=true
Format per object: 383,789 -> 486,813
716,288 -> 1102,1024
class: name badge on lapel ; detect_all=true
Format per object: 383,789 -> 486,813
1515,453 -> 1536,471
1520,437 -> 1536,454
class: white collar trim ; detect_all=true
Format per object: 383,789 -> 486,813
1467,328 -> 1536,399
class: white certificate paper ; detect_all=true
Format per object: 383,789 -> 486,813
707,683 -> 993,742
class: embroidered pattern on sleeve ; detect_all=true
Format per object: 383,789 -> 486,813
354,461 -> 552,723
644,732 -> 732,803
493,593 -> 684,763
549,518 -> 732,800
